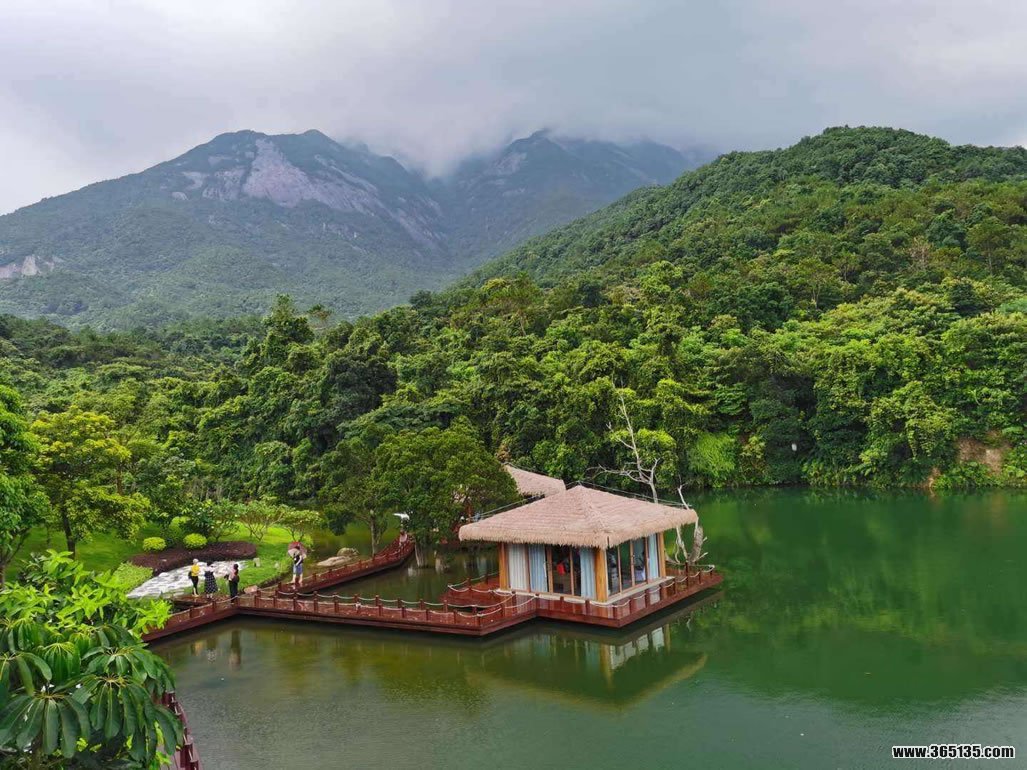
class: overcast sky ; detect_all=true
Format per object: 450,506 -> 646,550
1,0 -> 1025,214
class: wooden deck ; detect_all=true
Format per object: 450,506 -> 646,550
144,563 -> 722,642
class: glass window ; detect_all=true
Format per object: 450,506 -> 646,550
607,548 -> 621,595
618,542 -> 632,590
631,538 -> 647,584
550,546 -> 575,595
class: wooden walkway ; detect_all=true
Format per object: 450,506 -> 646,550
144,564 -> 722,642
277,536 -> 414,593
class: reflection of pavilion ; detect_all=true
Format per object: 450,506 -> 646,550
472,595 -> 720,709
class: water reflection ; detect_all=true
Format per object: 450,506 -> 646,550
156,490 -> 1027,769
160,595 -> 720,715
325,546 -> 498,601
478,596 -> 721,709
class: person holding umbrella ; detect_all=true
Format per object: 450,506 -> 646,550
288,542 -> 307,586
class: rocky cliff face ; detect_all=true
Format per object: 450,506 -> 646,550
0,129 -> 706,328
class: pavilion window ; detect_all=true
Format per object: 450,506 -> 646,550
607,548 -> 621,595
618,541 -> 632,590
549,545 -> 582,596
605,537 -> 655,596
631,537 -> 647,584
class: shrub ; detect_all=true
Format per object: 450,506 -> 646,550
934,461 -> 997,490
142,536 -> 167,553
177,500 -> 238,542
164,515 -> 190,545
183,533 -> 208,550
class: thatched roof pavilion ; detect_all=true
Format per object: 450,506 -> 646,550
461,484 -> 695,549
459,484 -> 698,603
503,464 -> 567,499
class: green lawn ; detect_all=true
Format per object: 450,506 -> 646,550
12,522 -> 164,575
11,520 -> 401,593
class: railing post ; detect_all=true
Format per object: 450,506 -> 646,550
443,600 -> 449,621
292,595 -> 299,612
376,595 -> 382,617
313,594 -> 319,614
333,596 -> 339,614
399,598 -> 405,618
584,599 -> 591,617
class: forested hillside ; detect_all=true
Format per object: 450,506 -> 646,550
2,127 -> 1024,538
0,129 -> 697,329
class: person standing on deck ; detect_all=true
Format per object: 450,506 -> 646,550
188,559 -> 201,595
291,550 -> 304,585
203,562 -> 217,596
228,563 -> 240,598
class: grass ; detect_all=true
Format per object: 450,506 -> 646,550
107,562 -> 153,592
12,523 -> 164,575
10,520 -> 401,593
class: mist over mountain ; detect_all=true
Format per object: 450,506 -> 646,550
0,129 -> 705,328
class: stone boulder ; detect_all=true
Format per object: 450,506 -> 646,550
317,548 -> 362,569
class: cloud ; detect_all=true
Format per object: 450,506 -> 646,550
1,0 -> 1025,213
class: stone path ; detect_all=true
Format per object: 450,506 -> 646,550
128,560 -> 250,599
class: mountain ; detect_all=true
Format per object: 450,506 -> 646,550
0,129 -> 702,328
472,126 -> 1027,287
440,130 -> 707,259
2,127 -> 1025,503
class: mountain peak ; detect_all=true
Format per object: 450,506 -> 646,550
0,128 -> 706,328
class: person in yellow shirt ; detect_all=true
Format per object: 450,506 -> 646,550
188,559 -> 201,595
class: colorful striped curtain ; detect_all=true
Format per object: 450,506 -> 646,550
647,534 -> 661,580
578,547 -> 597,599
528,545 -> 548,591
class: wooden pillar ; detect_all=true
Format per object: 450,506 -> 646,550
595,546 -> 609,602
498,543 -> 509,590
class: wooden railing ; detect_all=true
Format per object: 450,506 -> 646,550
145,551 -> 721,641
161,692 -> 202,770
236,587 -> 539,634
275,536 -> 415,593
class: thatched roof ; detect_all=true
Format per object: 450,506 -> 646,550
459,484 -> 697,549
504,464 -> 567,498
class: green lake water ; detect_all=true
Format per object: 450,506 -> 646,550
155,489 -> 1027,768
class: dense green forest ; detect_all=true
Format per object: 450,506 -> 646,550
2,127 -> 1025,553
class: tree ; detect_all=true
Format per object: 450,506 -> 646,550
0,552 -> 180,768
317,440 -> 393,553
234,499 -> 282,544
0,385 -> 48,585
279,507 -> 327,544
597,390 -> 676,502
178,498 -> 238,542
372,422 -> 515,566
31,407 -> 148,557
443,419 -> 518,520
966,216 -> 1012,274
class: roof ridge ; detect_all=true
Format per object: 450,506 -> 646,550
574,485 -> 616,547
